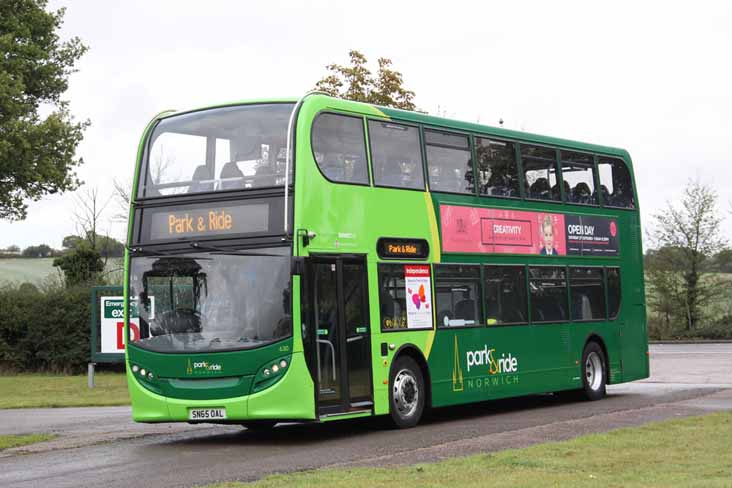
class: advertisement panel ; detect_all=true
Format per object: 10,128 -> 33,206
100,297 -> 152,354
564,215 -> 620,256
440,204 -> 618,257
403,265 -> 432,329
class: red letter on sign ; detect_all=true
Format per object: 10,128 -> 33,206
117,322 -> 140,350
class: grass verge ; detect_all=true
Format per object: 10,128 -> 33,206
209,412 -> 732,488
0,373 -> 129,409
0,433 -> 57,450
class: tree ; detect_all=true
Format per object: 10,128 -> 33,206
21,243 -> 55,258
62,233 -> 124,258
315,50 -> 416,110
711,249 -> 732,273
649,180 -> 726,330
645,246 -> 685,334
70,186 -> 112,252
53,240 -> 103,286
0,0 -> 89,220
61,235 -> 83,250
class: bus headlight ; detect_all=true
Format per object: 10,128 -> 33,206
251,354 -> 292,394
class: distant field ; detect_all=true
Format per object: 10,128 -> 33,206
0,258 -> 58,285
0,258 -> 124,285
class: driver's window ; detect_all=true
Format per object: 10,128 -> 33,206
142,274 -> 200,337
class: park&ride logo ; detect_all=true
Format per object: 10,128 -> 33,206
452,337 -> 520,392
186,358 -> 223,374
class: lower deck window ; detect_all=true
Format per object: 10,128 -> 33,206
378,263 -> 433,331
607,267 -> 621,318
484,266 -> 528,325
379,264 -> 408,330
529,266 -> 567,323
570,267 -> 605,321
435,265 -> 482,327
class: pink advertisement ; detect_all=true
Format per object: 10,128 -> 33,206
440,204 -> 567,255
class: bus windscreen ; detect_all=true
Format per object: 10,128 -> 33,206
128,247 -> 291,353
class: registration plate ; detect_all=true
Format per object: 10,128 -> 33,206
188,408 -> 227,420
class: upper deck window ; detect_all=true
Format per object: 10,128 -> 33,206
476,138 -> 520,198
522,145 -> 560,202
368,121 -> 424,190
598,157 -> 635,208
139,103 -> 295,198
425,130 -> 473,194
312,113 -> 369,185
561,151 -> 597,205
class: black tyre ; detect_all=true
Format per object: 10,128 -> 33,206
581,342 -> 607,401
242,420 -> 277,432
388,356 -> 425,428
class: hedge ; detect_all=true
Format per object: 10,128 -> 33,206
0,282 -> 91,373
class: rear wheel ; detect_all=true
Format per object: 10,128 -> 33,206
242,420 -> 277,432
581,342 -> 607,401
388,356 -> 425,428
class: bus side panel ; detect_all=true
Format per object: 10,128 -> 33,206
247,352 -> 316,420
619,214 -> 650,381
427,324 -> 578,408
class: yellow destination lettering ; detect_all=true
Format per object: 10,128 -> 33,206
164,208 -> 236,236
208,210 -> 233,231
387,242 -> 419,256
167,213 -> 194,235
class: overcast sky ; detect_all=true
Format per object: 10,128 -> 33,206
2,0 -> 731,249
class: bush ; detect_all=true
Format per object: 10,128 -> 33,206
672,318 -> 732,340
53,242 -> 104,287
0,281 -> 91,373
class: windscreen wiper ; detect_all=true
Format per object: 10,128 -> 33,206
189,241 -> 287,257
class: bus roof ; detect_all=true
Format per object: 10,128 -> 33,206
159,94 -> 631,162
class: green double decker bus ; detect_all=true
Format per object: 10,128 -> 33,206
124,93 -> 648,429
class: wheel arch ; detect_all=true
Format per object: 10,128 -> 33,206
584,332 -> 611,384
391,344 -> 432,410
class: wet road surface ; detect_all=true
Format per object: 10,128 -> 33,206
1,343 -> 731,487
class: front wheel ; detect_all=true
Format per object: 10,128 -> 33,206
388,356 -> 425,428
581,342 -> 607,401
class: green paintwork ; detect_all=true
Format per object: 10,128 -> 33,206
125,94 -> 648,424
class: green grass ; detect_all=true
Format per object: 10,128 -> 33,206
209,412 -> 732,488
0,373 -> 129,408
0,433 -> 57,450
0,258 -> 58,285
0,257 -> 124,285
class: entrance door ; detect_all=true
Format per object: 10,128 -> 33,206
308,256 -> 372,415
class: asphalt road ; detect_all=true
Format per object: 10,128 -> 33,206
2,343 -> 732,488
